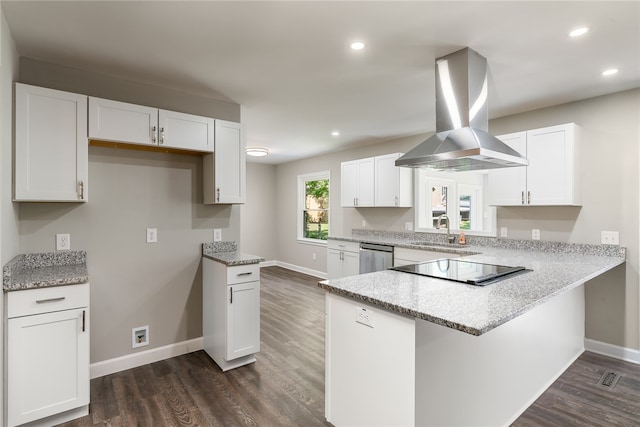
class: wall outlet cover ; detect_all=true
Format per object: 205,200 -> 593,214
146,228 -> 157,243
56,233 -> 70,251
355,307 -> 373,328
500,227 -> 508,238
405,222 -> 413,231
601,231 -> 619,245
132,325 -> 149,348
532,229 -> 541,240
213,228 -> 222,242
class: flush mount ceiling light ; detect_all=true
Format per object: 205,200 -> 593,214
569,27 -> 589,37
331,130 -> 340,136
602,68 -> 619,76
350,41 -> 366,51
246,147 -> 269,157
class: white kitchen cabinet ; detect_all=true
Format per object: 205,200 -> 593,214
5,283 -> 90,427
341,157 -> 374,207
89,97 -> 214,152
374,153 -> 413,207
14,83 -> 88,202
204,120 -> 246,204
488,123 -> 581,206
327,240 -> 360,279
203,259 -> 260,371
89,97 -> 158,146
393,247 -> 461,267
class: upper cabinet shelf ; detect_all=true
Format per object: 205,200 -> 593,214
488,123 -> 581,206
14,83 -> 88,202
88,97 -> 214,153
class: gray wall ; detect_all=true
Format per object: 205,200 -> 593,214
15,59 -> 242,363
240,163 -> 278,261
271,89 -> 640,351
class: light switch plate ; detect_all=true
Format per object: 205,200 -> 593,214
601,231 -> 619,245
56,234 -> 70,251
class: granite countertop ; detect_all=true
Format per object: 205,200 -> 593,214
202,241 -> 264,266
3,251 -> 89,292
319,230 -> 626,336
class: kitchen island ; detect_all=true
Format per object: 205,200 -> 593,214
319,236 -> 625,426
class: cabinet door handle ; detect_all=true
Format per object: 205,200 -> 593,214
82,310 -> 86,332
237,272 -> 253,277
151,125 -> 157,143
36,297 -> 65,304
521,191 -> 525,205
528,191 -> 531,204
79,180 -> 85,200
160,127 -> 165,145
216,187 -> 221,202
395,196 -> 399,206
229,287 -> 233,304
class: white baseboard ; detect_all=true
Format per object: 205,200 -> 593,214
274,260 -> 327,279
90,337 -> 203,379
585,338 -> 640,364
260,260 -> 277,267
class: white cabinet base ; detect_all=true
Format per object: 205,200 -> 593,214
18,405 -> 89,427
205,353 -> 257,372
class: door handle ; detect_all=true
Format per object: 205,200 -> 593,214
237,272 -> 253,277
230,287 -> 233,304
521,191 -> 525,205
160,127 -> 165,144
527,191 -> 531,204
82,310 -> 86,332
151,125 -> 157,143
79,180 -> 85,200
36,297 -> 65,304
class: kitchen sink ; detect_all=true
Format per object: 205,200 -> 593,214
407,241 -> 466,249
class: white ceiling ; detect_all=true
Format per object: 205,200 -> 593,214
3,1 -> 639,164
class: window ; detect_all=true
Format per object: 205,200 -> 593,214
298,171 -> 330,243
415,169 -> 496,236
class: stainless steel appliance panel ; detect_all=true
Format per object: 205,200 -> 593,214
359,243 -> 394,274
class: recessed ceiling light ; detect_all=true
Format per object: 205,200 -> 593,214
246,147 -> 269,157
350,41 -> 365,51
569,27 -> 589,38
331,130 -> 340,136
602,68 -> 619,76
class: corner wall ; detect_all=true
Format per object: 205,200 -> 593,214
240,162 -> 278,261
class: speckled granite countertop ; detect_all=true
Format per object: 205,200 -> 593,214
3,251 -> 89,291
319,230 -> 625,336
202,242 -> 264,266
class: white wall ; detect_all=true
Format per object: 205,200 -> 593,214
240,162 -> 278,261
272,89 -> 640,352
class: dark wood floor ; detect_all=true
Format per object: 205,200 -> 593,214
59,266 -> 640,426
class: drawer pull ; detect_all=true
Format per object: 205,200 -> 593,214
35,297 -> 66,304
237,272 -> 253,277
82,310 -> 86,332
230,287 -> 233,304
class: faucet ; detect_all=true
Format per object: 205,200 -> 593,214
437,214 -> 456,244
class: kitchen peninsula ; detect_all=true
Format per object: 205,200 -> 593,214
319,232 -> 625,426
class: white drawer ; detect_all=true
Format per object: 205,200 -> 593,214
327,239 -> 360,253
7,283 -> 90,318
227,264 -> 260,285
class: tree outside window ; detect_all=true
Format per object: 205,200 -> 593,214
298,172 -> 329,242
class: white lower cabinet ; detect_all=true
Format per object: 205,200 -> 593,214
203,259 -> 260,371
327,240 -> 360,280
5,283 -> 90,427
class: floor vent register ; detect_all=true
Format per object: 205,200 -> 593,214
597,371 -> 621,389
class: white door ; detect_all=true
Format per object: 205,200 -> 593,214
159,109 -> 214,152
342,250 -> 360,277
88,97 -> 158,146
8,308 -> 89,427
341,161 -> 358,207
357,158 -> 375,206
527,124 -> 574,205
327,249 -> 343,280
214,120 -> 245,203
487,132 -> 528,206
14,83 -> 88,202
375,154 -> 400,206
226,281 -> 260,360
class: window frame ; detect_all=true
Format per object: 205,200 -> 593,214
297,171 -> 330,245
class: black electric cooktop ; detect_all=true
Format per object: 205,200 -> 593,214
391,259 -> 529,286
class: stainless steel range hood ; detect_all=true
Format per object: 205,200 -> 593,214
396,47 -> 528,171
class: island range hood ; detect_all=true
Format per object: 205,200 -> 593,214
395,47 -> 528,171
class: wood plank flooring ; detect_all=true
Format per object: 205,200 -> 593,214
58,266 -> 640,426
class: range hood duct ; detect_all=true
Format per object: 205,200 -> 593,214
396,47 -> 528,171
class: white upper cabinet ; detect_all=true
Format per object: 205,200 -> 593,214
89,97 -> 158,146
89,97 -> 214,152
341,157 -> 374,207
158,109 -> 214,152
204,120 -> 246,204
374,153 -> 413,207
341,154 -> 412,207
488,123 -> 581,206
15,83 -> 88,202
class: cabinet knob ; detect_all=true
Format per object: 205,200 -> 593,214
151,126 -> 157,143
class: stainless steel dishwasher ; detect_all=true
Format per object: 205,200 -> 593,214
359,243 -> 394,274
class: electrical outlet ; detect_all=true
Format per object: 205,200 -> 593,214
532,229 -> 540,240
361,220 -> 366,228
132,325 -> 149,348
355,307 -> 373,328
312,253 -> 316,260
601,231 -> 619,245
56,233 -> 70,251
213,228 -> 222,242
146,228 -> 157,243
405,222 -> 413,231
500,227 -> 508,238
